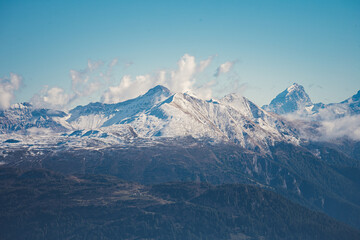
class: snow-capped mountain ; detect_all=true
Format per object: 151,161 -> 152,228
0,85 -> 301,151
0,102 -> 68,134
262,83 -> 314,115
67,85 -> 172,129
315,90 -> 360,119
263,83 -> 360,120
341,90 -> 360,114
66,85 -> 301,150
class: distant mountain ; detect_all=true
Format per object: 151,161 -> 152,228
341,90 -> 360,114
262,83 -> 314,115
317,90 -> 360,119
1,167 -> 358,240
263,83 -> 360,120
0,103 -> 68,134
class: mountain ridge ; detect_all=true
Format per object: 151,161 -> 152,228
0,85 -> 300,151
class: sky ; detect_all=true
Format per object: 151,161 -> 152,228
0,0 -> 359,110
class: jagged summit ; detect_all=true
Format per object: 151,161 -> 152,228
263,83 -> 313,115
68,84 -> 172,129
263,83 -> 360,120
145,85 -> 171,96
286,83 -> 301,93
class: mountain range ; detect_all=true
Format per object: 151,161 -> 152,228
1,83 -> 360,238
0,84 -> 304,151
1,83 -> 359,148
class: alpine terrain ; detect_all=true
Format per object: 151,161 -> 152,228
1,84 -> 360,239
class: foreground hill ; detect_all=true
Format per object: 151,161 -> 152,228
1,140 -> 360,230
0,167 -> 358,240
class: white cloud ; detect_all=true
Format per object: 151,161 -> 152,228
101,54 -> 214,104
31,59 -> 116,109
192,80 -> 215,100
101,75 -> 154,103
214,61 -> 236,77
30,54 -> 224,108
70,59 -> 103,96
43,87 -> 71,106
318,115 -> 360,141
168,54 -> 197,93
197,56 -> 213,73
31,86 -> 74,109
0,73 -> 22,109
284,108 -> 360,141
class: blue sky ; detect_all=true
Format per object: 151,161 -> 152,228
0,0 -> 359,109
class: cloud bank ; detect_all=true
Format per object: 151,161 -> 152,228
319,115 -> 360,141
0,73 -> 22,109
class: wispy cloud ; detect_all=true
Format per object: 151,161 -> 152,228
30,54 -> 238,108
214,60 -> 236,77
0,73 -> 22,109
70,59 -> 103,96
31,59 -> 118,109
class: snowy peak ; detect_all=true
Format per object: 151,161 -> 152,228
286,83 -> 302,93
67,85 -> 172,129
263,83 -> 313,115
143,85 -> 171,97
263,83 -> 360,121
